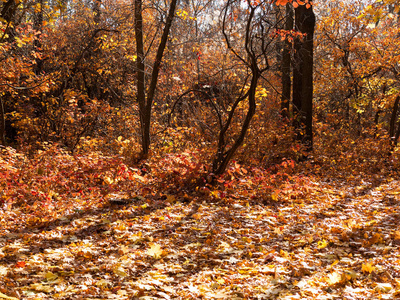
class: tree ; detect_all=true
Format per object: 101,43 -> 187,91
212,0 -> 278,175
135,0 -> 179,157
292,2 -> 315,152
0,0 -> 21,145
314,0 -> 400,144
280,3 -> 293,120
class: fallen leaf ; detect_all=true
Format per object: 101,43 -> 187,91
29,283 -> 53,293
113,264 -> 128,277
327,271 -> 341,285
147,243 -> 163,259
375,283 -> 392,293
15,261 -> 26,268
317,239 -> 328,249
0,266 -> 8,276
45,271 -> 58,282
362,262 -> 375,274
0,292 -> 19,300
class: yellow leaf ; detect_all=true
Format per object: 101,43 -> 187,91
318,239 -> 328,249
29,283 -> 53,293
192,214 -> 201,220
117,290 -> 128,296
113,264 -> 128,277
103,176 -> 114,184
375,283 -> 392,293
0,292 -> 19,300
362,262 -> 375,274
147,243 -> 163,259
45,271 -> 58,281
216,278 -> 225,284
96,279 -> 111,287
331,260 -> 339,267
327,271 -> 341,285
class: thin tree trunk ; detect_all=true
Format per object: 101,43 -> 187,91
374,109 -> 381,138
281,3 -> 293,119
389,95 -> 399,139
213,69 -> 259,175
134,0 -> 147,156
292,19 -> 302,129
135,0 -> 178,157
0,96 -> 5,146
213,3 -> 259,175
394,118 -> 400,148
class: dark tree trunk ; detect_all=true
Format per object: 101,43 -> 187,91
293,4 -> 315,152
394,119 -> 400,148
389,96 -> 399,139
213,68 -> 259,175
0,96 -> 5,146
0,0 -> 20,145
134,0 -> 178,157
212,3 -> 261,175
292,19 -> 302,130
281,3 -> 293,120
389,95 -> 400,149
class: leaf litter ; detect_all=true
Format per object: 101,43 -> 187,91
0,147 -> 400,299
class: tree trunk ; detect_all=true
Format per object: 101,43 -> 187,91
134,0 -> 148,156
33,0 -> 44,75
389,96 -> 399,139
0,96 -> 5,146
394,118 -> 400,148
293,4 -> 315,152
0,0 -> 20,145
134,0 -> 178,157
213,3 -> 260,175
213,68 -> 259,175
281,3 -> 293,120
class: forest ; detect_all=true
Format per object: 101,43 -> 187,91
1,0 -> 400,298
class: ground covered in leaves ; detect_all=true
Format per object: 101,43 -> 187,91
1,145 -> 400,299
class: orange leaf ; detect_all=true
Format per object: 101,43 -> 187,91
15,261 -> 26,268
276,0 -> 288,5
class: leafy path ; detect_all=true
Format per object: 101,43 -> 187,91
1,178 -> 400,299
1,148 -> 400,299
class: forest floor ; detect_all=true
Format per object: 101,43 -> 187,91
1,146 -> 400,299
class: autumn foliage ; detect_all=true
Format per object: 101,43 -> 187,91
1,0 -> 400,299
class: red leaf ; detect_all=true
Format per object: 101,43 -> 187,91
15,261 -> 26,268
